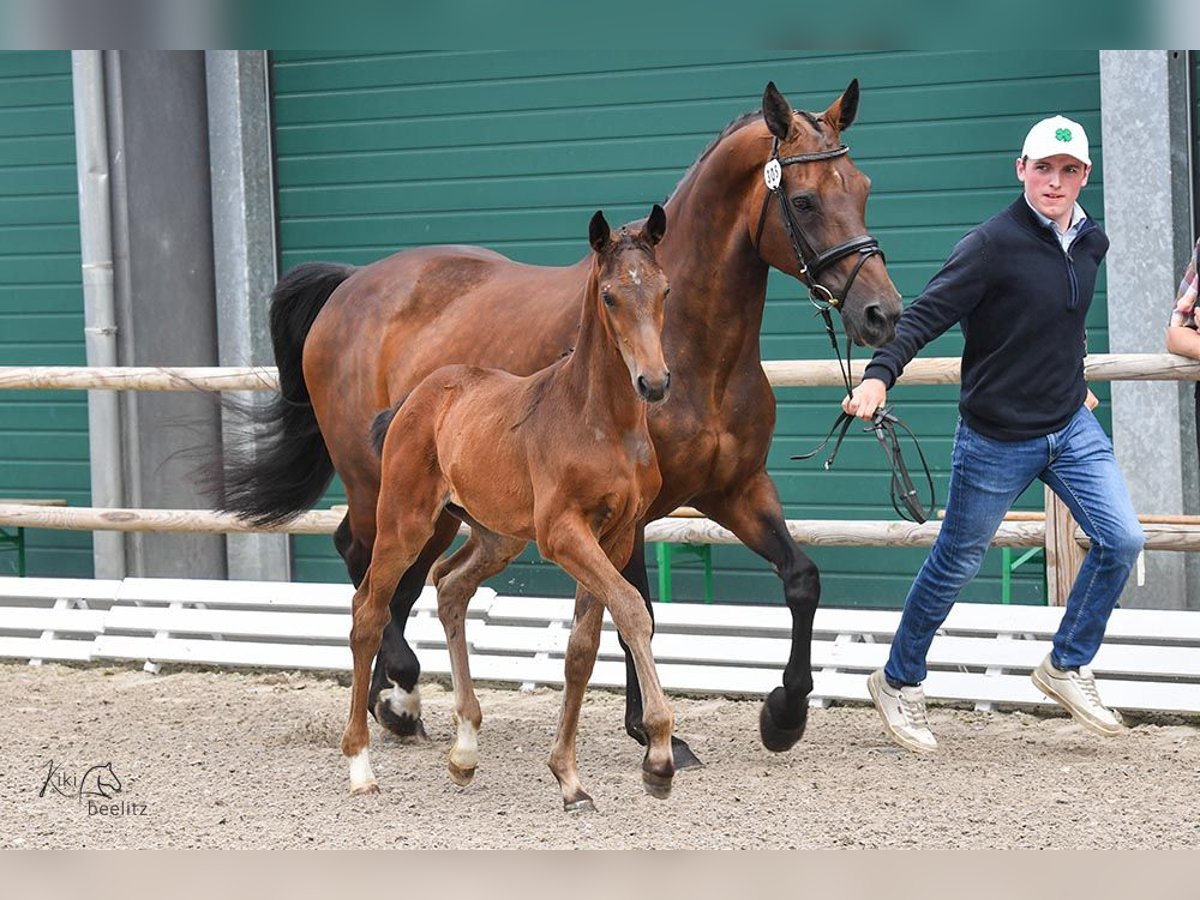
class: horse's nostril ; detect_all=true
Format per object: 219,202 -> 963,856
865,303 -> 886,327
637,375 -> 650,398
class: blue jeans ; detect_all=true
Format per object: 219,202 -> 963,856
885,407 -> 1144,686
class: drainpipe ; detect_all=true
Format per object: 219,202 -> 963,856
71,50 -> 127,579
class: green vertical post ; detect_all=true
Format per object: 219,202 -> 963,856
656,542 -> 674,603
655,543 -> 713,604
1001,547 -> 1012,605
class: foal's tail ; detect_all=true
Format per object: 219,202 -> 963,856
210,262 -> 355,526
369,405 -> 402,457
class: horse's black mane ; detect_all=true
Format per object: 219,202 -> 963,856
797,109 -> 822,131
664,109 -> 762,205
663,105 -> 824,205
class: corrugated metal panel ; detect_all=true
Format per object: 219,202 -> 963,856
0,51 -> 91,577
272,51 -> 1105,606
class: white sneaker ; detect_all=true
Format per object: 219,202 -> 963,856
1031,654 -> 1125,737
867,669 -> 937,754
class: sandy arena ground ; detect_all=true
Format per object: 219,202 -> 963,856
2,662 -> 1198,849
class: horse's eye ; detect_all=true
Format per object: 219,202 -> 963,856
791,194 -> 816,213
663,285 -> 671,297
602,291 -> 615,308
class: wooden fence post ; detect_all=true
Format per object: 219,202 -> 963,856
1043,485 -> 1086,607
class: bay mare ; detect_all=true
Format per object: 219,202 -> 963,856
343,208 -> 674,809
216,80 -> 902,765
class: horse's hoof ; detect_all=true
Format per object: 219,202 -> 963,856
642,769 -> 673,800
759,686 -> 808,752
374,696 -> 429,743
671,736 -> 704,770
564,795 -> 596,814
350,780 -> 380,796
447,760 -> 476,787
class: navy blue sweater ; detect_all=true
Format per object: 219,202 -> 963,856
863,195 -> 1109,441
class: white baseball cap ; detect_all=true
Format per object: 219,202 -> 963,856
1021,115 -> 1091,166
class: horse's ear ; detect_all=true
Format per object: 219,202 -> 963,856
825,78 -> 860,133
589,210 -> 610,252
762,81 -> 794,141
644,204 -> 667,246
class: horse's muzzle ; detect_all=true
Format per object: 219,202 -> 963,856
849,298 -> 901,348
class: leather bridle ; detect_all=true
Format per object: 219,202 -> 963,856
756,136 -> 935,523
752,137 -> 884,313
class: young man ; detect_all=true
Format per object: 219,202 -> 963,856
844,115 -> 1145,753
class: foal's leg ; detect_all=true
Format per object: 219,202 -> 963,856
430,528 -> 527,787
614,529 -> 702,769
694,470 -> 819,752
543,518 -> 674,798
340,486 -> 446,794
547,590 -> 605,811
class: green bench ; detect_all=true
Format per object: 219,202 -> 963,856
0,499 -> 67,576
655,507 -> 714,604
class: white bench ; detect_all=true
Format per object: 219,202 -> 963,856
91,577 -> 496,674
0,577 -> 121,665
482,595 -> 1200,714
2,576 -> 1199,715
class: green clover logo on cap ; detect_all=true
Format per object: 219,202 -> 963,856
1055,127 -> 1072,142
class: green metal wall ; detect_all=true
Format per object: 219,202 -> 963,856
271,50 -> 1108,607
0,51 -> 91,577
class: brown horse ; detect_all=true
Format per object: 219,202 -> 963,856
343,207 -> 673,808
217,80 -> 901,766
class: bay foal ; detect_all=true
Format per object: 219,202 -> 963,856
341,206 -> 674,810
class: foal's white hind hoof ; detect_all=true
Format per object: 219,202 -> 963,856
447,717 -> 480,786
447,760 -> 476,787
348,749 -> 379,795
564,797 -> 596,813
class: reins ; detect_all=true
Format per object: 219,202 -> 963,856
753,134 -> 935,523
791,405 -> 936,525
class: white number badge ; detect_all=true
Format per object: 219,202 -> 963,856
763,158 -> 782,191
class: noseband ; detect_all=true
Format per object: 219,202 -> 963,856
752,137 -> 884,312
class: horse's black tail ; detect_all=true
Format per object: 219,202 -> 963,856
208,262 -> 355,527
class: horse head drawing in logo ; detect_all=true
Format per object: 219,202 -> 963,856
79,762 -> 122,800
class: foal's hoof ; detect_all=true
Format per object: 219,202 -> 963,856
374,696 -> 429,743
564,794 -> 596,814
628,724 -> 705,770
671,736 -> 704,770
642,769 -> 673,800
447,760 -> 476,787
759,686 -> 808,752
350,781 -> 380,796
